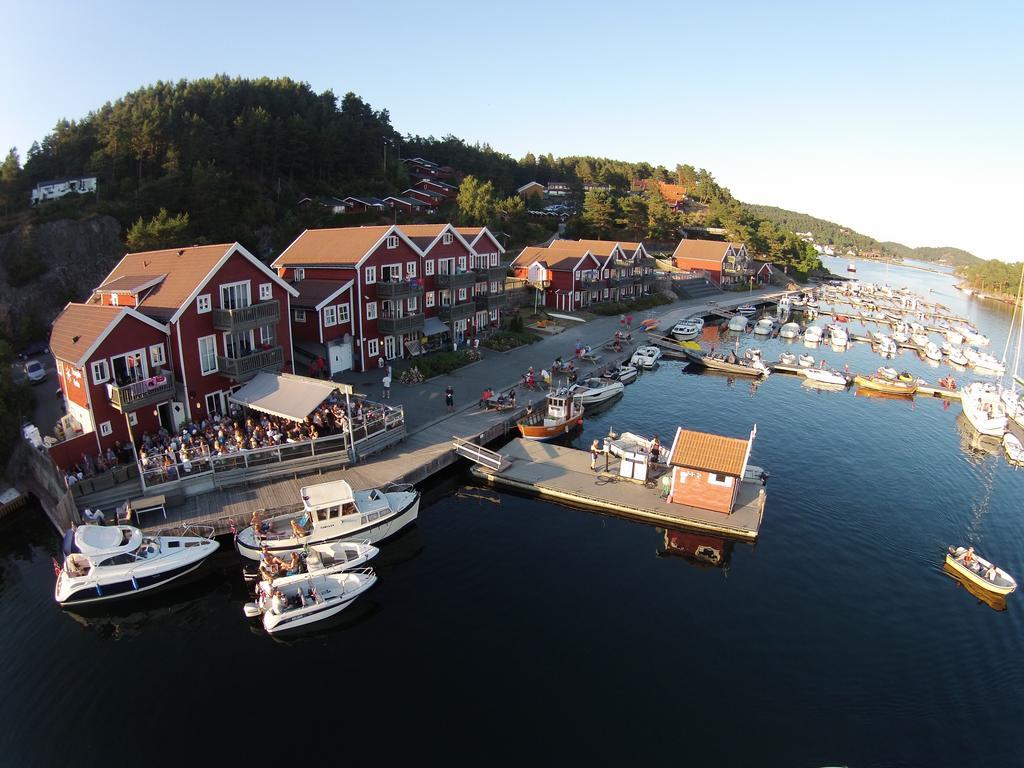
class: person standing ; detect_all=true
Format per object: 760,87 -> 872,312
445,385 -> 454,413
382,373 -> 391,400
591,439 -> 601,471
626,313 -> 633,330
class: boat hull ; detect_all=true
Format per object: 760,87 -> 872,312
56,549 -> 217,607
518,411 -> 584,441
853,375 -> 917,396
945,552 -> 1016,596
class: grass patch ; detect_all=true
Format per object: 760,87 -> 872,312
482,330 -> 541,352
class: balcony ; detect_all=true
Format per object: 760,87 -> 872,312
216,346 -> 284,382
376,279 -> 424,300
476,292 -> 509,311
723,262 -> 755,278
107,371 -> 176,413
641,272 -> 659,284
377,312 -> 425,335
472,264 -> 508,282
610,274 -> 632,286
579,275 -> 605,290
435,271 -> 476,289
439,302 -> 477,322
212,300 -> 280,332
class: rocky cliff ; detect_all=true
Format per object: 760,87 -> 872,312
0,215 -> 124,340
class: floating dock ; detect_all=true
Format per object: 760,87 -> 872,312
467,438 -> 766,541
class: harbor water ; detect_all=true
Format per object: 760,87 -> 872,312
3,258 -> 1024,767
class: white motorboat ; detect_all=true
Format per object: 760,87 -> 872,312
778,352 -> 797,365
805,298 -> 820,310
877,366 -> 898,380
957,325 -> 990,347
630,345 -> 662,369
790,294 -> 806,308
940,341 -> 956,356
963,347 -> 1005,375
803,325 -> 823,344
876,337 -> 897,357
804,367 -> 850,386
727,314 -> 749,332
1003,433 -> 1024,466
236,480 -> 420,561
736,304 -> 757,316
753,318 -> 775,335
776,297 -> 792,315
251,541 -> 379,587
960,382 -> 1008,436
798,354 -> 815,367
911,332 -> 931,347
670,318 -> 704,341
947,348 -> 969,367
569,377 -> 625,405
779,322 -> 801,339
247,569 -> 378,634
946,330 -> 964,345
55,524 -> 219,606
924,342 -> 943,362
946,547 -> 1016,596
601,364 -> 639,384
827,324 -> 848,346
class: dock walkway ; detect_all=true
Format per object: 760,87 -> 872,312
471,439 -> 766,541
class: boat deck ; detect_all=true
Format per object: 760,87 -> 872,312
471,438 -> 765,540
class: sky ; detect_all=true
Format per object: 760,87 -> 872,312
1,0 -> 1021,260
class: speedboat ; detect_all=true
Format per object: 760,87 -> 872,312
235,480 -> 420,561
827,325 -> 848,346
803,325 -> 823,344
946,330 -> 964,345
876,336 -> 897,358
670,318 -> 704,341
778,352 -> 797,365
960,382 -> 1007,437
630,345 -> 662,369
945,547 -> 1016,596
790,294 -> 806,308
55,524 -> 219,606
804,367 -> 850,386
518,391 -> 584,441
753,318 -> 775,335
877,366 -> 898,380
727,314 -> 749,332
798,353 -> 815,367
736,304 -> 757,316
911,332 -> 931,347
601,364 -> 639,385
247,541 -> 379,586
963,347 -> 1005,375
1003,433 -> 1024,466
779,322 -> 801,339
957,325 -> 990,347
247,569 -> 378,634
924,342 -> 942,362
569,377 -> 625,405
948,348 -> 969,367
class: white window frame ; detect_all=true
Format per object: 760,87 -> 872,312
367,339 -> 379,357
91,359 -> 110,385
219,280 -> 251,310
385,264 -> 402,281
260,325 -> 274,346
491,253 -> 499,267
110,293 -> 119,306
366,301 -> 377,320
406,261 -> 417,278
127,412 -> 138,426
490,281 -> 499,293
457,256 -> 467,271
425,291 -> 435,308
149,344 -> 166,368
709,473 -> 733,487
198,335 -> 218,375
386,236 -> 399,249
408,297 -> 418,312
365,266 -> 376,284
259,283 -> 272,301
295,268 -> 305,281
294,309 -> 307,322
442,232 -> 453,245
99,421 -> 112,436
489,309 -> 498,321
424,260 -> 435,276
439,258 -> 454,275
196,294 -> 212,314
458,288 -> 467,302
338,303 -> 350,324
323,305 -> 338,327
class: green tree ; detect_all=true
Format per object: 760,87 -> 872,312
617,195 -> 648,237
126,208 -> 191,251
0,147 -> 21,214
645,188 -> 677,239
456,175 -> 496,224
582,190 -> 616,237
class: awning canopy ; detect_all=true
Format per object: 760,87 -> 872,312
424,317 -> 448,336
228,372 -> 351,422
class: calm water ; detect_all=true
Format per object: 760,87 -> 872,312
4,258 -> 1024,767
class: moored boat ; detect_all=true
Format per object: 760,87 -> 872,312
247,568 -> 379,634
798,353 -> 815,367
569,377 -> 625,405
803,325 -> 823,344
960,382 -> 1007,437
804,367 -> 851,386
630,345 -> 662,369
945,547 -> 1016,596
924,341 -> 942,362
736,303 -> 757,316
248,541 -> 379,586
683,348 -> 771,377
778,352 -> 797,365
853,374 -> 917,396
1003,433 -> 1024,466
727,314 -> 749,332
517,391 -> 584,441
670,318 -> 704,341
601,364 -> 639,384
753,317 -> 775,335
779,322 -> 801,339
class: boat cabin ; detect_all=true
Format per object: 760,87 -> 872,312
298,480 -> 393,530
541,393 -> 581,426
666,425 -> 756,514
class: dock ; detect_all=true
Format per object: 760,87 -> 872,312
468,438 -> 766,541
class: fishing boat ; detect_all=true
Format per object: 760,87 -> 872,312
798,353 -> 815,367
753,317 -> 775,335
601,364 -> 638,385
235,480 -> 420,562
1003,433 -> 1024,466
945,547 -> 1016,596
247,569 -> 378,634
779,322 -> 801,339
924,341 -> 943,362
517,391 -> 584,441
670,318 -> 704,341
569,377 -> 625,405
683,348 -> 771,377
804,367 -> 851,386
803,325 -> 823,344
736,303 -> 757,316
778,352 -> 797,365
55,524 -> 219,606
853,374 -> 918,396
776,296 -> 792,315
847,261 -> 857,273
960,382 -> 1007,437
727,314 -> 749,332
630,345 -> 662,369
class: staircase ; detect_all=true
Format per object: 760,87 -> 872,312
674,276 -> 723,300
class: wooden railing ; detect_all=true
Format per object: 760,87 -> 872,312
216,346 -> 284,381
377,313 -> 425,334
212,300 -> 280,331
107,371 -> 176,412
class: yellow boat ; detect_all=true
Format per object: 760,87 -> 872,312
853,374 -> 917,396
945,546 -> 1017,596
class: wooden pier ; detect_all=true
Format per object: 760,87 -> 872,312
469,438 -> 766,541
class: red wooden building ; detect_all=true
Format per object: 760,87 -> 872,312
666,426 -> 756,514
511,243 -> 604,312
671,239 -> 753,286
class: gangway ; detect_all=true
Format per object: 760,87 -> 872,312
452,436 -> 507,472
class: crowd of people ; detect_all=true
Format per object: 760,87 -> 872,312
64,441 -> 136,488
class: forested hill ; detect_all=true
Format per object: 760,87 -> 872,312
746,204 -> 981,266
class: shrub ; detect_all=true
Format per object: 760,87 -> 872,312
408,349 -> 481,379
482,330 -> 541,352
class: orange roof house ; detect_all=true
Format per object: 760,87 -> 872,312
666,425 -> 756,514
671,239 -> 752,286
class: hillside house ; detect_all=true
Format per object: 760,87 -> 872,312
31,176 -> 97,205
517,182 -> 545,200
672,239 -> 753,286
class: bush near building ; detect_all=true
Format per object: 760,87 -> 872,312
405,349 -> 482,380
482,330 -> 541,352
590,294 -> 674,316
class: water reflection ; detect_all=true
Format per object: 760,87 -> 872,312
656,528 -> 734,570
956,413 -> 1002,460
942,562 -> 1008,612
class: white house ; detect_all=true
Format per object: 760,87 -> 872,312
31,176 -> 97,205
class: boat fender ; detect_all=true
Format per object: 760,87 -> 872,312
243,602 -> 262,618
131,576 -> 139,590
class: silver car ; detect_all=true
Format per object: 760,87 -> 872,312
24,360 -> 47,384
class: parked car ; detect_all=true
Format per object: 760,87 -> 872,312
17,341 -> 48,361
23,360 -> 47,384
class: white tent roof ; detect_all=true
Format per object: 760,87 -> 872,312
228,372 -> 351,422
